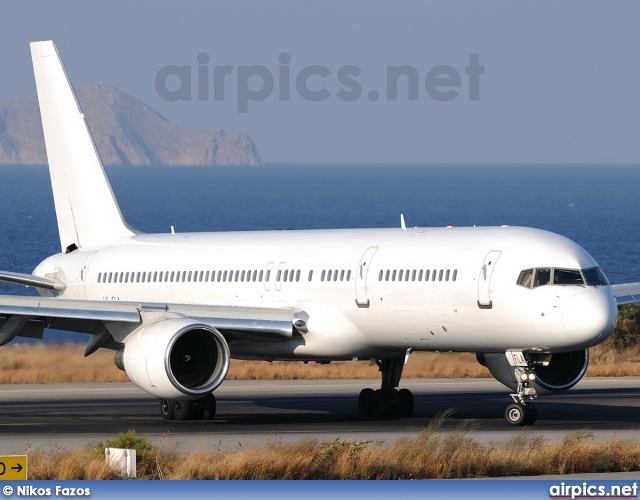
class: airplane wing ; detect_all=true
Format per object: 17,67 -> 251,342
610,283 -> 640,305
0,294 -> 304,354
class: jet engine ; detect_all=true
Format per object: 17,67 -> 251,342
477,349 -> 589,396
115,319 -> 230,400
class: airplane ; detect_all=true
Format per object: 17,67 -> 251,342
1,40 -> 639,426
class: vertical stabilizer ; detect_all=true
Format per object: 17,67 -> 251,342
30,41 -> 135,253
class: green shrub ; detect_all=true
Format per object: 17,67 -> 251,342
606,304 -> 640,351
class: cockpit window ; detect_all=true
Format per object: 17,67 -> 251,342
517,266 -> 609,289
533,268 -> 551,287
553,269 -> 584,286
517,269 -> 533,288
583,267 -> 609,286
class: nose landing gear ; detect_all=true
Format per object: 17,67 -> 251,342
504,354 -> 538,426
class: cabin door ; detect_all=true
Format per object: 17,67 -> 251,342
355,246 -> 378,307
477,250 -> 501,309
80,252 -> 97,299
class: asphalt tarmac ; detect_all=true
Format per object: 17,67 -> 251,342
0,377 -> 639,454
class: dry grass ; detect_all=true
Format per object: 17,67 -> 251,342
1,342 -> 640,384
22,417 -> 640,479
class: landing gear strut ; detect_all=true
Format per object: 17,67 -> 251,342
160,393 -> 217,421
358,356 -> 414,418
504,352 -> 538,426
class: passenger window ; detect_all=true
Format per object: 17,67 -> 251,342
264,270 -> 269,282
253,270 -> 258,282
308,270 -> 313,282
379,270 -> 383,281
340,270 -> 345,281
108,272 -> 113,283
321,270 -> 326,282
277,270 -> 282,282
452,269 -> 457,282
418,270 -> 423,281
296,270 -> 301,282
533,268 -> 551,287
334,270 -> 338,282
445,270 -> 450,281
97,272 -> 102,283
554,269 -> 584,286
223,271 -> 227,282
438,269 -> 443,281
412,270 -> 416,281
347,270 -> 351,281
385,270 -> 390,281
392,270 -> 397,281
398,270 -> 403,281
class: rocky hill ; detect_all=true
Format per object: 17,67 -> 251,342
0,84 -> 262,166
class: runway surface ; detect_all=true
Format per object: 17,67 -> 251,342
0,377 -> 639,454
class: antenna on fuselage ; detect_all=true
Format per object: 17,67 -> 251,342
400,214 -> 406,231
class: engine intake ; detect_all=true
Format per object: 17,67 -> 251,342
477,349 -> 589,396
116,319 -> 230,400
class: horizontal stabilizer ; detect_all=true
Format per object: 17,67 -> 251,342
0,270 -> 66,292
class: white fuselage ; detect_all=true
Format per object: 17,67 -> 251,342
33,225 -> 618,361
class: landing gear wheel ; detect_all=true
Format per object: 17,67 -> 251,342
359,388 -> 374,417
202,393 -> 217,420
372,389 -> 393,418
397,388 -> 414,418
523,402 -> 538,425
160,399 -> 174,420
505,402 -> 535,426
173,400 -> 192,421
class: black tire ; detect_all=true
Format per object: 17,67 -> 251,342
202,393 -> 217,420
504,402 -> 529,426
372,389 -> 392,418
160,399 -> 174,420
524,402 -> 538,425
173,400 -> 192,421
397,388 -> 414,418
358,388 -> 374,417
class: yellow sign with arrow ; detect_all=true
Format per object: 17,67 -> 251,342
0,456 -> 27,480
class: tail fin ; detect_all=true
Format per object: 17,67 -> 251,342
30,41 -> 135,253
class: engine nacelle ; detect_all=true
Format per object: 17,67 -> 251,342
477,349 -> 589,396
116,319 -> 230,400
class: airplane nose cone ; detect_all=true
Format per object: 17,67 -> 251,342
563,290 -> 617,345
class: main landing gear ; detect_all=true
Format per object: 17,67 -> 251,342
358,357 -> 414,418
160,393 -> 217,421
504,353 -> 538,426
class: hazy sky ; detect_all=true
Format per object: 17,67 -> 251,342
2,1 -> 639,164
